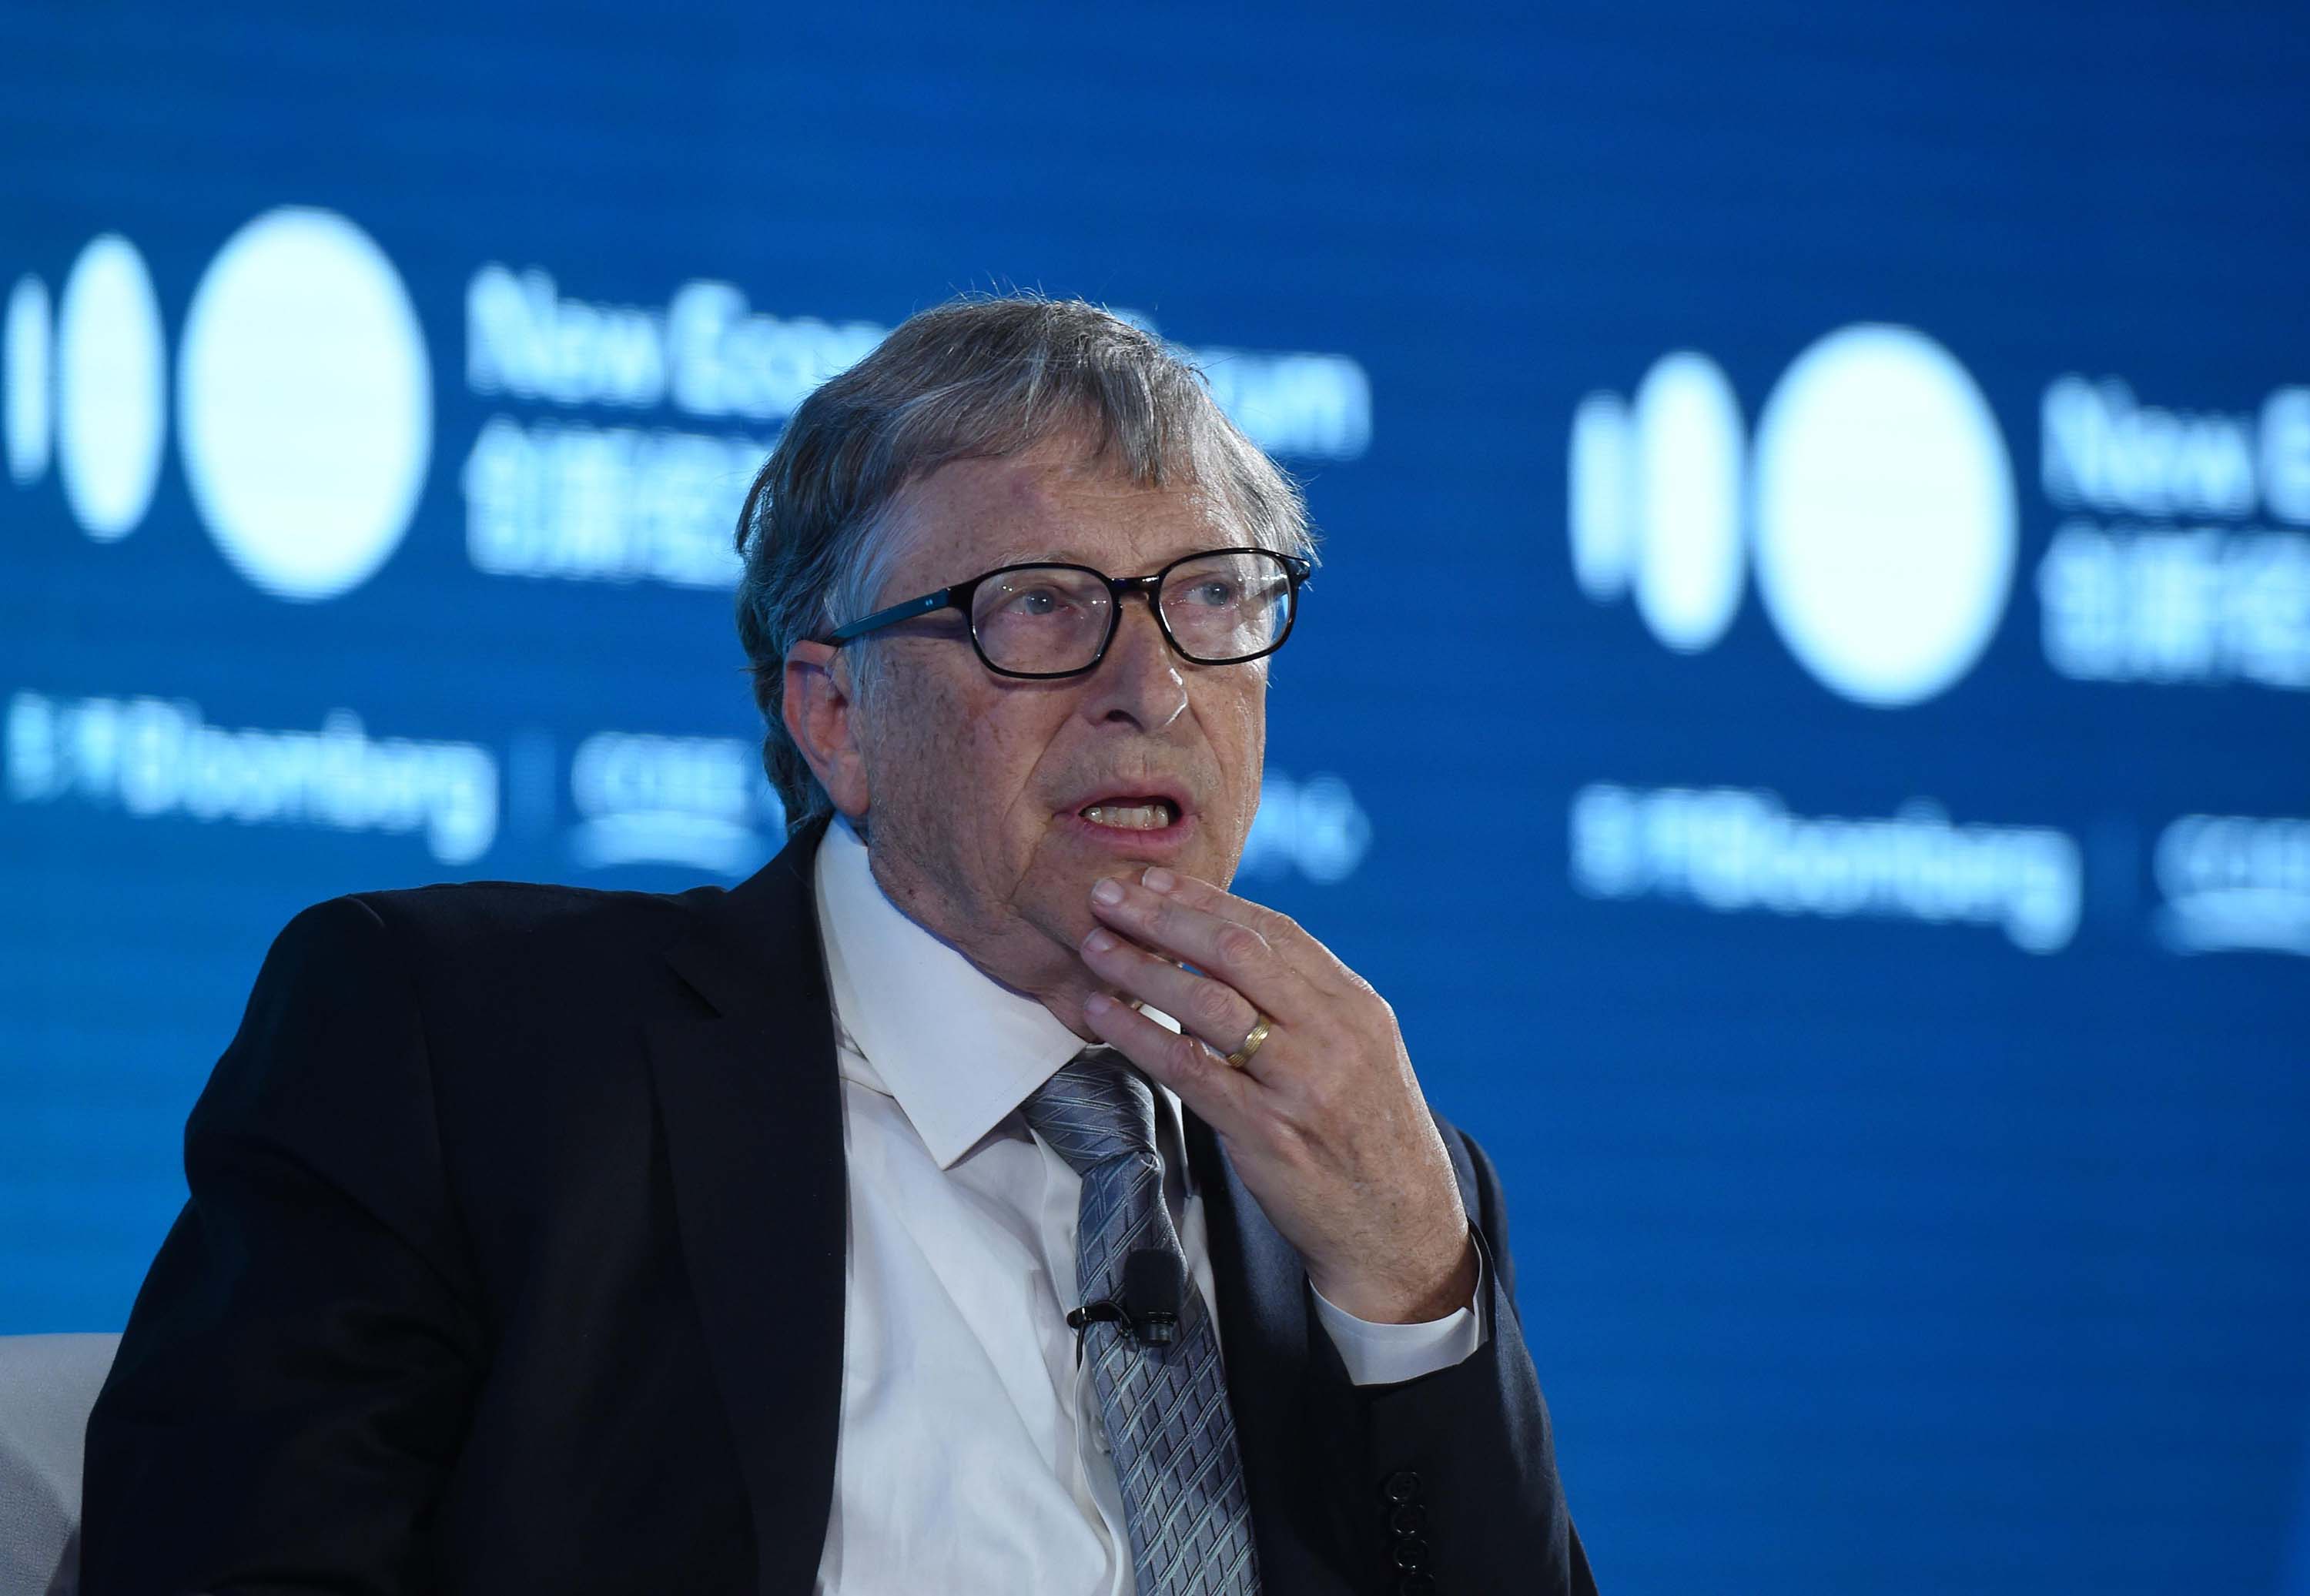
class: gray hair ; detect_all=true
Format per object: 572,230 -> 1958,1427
732,294 -> 1317,834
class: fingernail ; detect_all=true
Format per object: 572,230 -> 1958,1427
1142,867 -> 1177,893
1083,928 -> 1117,955
1091,878 -> 1125,905
1085,991 -> 1116,1017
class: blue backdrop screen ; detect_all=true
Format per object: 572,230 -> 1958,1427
5,5 -> 2308,1592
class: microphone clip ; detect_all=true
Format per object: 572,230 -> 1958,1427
1066,1247 -> 1186,1362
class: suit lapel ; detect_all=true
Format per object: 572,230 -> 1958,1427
648,815 -> 844,1596
1187,1110 -> 1326,1584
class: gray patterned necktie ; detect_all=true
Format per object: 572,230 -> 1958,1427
1024,1048 -> 1262,1595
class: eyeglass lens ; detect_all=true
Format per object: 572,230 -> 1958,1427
969,550 -> 1294,675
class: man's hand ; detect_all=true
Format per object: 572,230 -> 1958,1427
1078,865 -> 1478,1325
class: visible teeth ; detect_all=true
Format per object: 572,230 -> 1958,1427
1082,801 -> 1175,831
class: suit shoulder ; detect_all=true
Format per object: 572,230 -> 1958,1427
346,876 -> 718,944
276,877 -> 733,1007
293,873 -> 739,1049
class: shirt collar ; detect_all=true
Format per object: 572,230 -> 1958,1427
813,814 -> 1097,1169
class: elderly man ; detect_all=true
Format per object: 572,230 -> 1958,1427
82,297 -> 1595,1594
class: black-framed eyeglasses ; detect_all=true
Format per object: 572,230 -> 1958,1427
813,546 -> 1311,680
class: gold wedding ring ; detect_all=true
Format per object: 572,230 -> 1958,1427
1224,1015 -> 1272,1069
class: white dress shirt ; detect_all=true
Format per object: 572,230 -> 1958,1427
808,815 -> 1483,1594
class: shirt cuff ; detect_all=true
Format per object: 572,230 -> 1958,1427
1307,1240 -> 1489,1387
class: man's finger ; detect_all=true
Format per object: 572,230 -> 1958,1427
1080,926 -> 1267,1064
1136,868 -> 1344,995
1081,989 -> 1263,1139
1087,876 -> 1312,1022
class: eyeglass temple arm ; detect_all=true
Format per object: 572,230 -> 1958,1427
819,587 -> 957,646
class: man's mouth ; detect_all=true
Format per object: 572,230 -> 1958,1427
1077,798 -> 1180,832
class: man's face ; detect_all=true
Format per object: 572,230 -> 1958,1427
843,433 -> 1269,979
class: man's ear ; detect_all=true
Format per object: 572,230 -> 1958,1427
782,641 -> 871,819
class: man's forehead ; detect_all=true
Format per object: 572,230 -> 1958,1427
896,443 -> 1234,570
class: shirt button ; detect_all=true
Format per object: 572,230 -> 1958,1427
1382,1469 -> 1421,1504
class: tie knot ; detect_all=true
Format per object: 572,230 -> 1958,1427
1023,1047 -> 1159,1177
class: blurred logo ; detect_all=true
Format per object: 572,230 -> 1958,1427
179,208 -> 433,600
8,237 -> 166,539
6,209 -> 433,601
1570,351 -> 1745,653
11,216 -> 1377,605
2037,376 -> 2310,691
568,731 -> 785,875
1570,325 -> 2017,707
5,690 -> 497,865
461,268 -> 1377,594
1238,771 -> 1374,885
2154,813 -> 2310,957
1570,781 -> 2082,953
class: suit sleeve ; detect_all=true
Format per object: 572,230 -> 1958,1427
1305,1126 -> 1599,1595
81,894 -> 485,1596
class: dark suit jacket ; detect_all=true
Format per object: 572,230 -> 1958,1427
83,817 -> 1595,1594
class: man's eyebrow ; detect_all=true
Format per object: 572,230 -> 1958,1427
977,540 -> 1244,573
959,547 -> 1104,574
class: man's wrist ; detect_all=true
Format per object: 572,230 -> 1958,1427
1308,1236 -> 1489,1386
1308,1228 -> 1481,1325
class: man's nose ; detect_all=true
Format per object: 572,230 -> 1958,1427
1080,596 -> 1189,731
